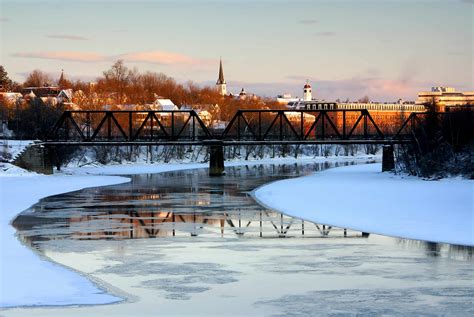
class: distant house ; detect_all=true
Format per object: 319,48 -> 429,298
57,89 -> 73,102
0,92 -> 22,105
152,98 -> 179,111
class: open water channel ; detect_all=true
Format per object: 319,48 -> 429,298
6,161 -> 474,316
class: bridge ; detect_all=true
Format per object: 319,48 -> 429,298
40,109 -> 426,175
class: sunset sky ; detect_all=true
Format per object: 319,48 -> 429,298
1,0 -> 472,101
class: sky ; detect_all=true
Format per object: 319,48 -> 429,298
0,0 -> 472,101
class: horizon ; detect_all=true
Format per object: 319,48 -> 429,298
1,0 -> 473,101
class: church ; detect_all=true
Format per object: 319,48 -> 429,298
215,59 -> 252,100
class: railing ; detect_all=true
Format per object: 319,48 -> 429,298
48,110 -> 211,142
221,109 -> 385,142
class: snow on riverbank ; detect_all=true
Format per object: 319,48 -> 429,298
0,164 -> 130,307
63,155 -> 378,176
255,163 -> 474,246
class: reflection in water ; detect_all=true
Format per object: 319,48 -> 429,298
12,161 -> 473,261
13,162 -> 365,246
396,238 -> 473,260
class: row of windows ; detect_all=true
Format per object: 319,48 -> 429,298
338,104 -> 425,111
290,102 -> 425,112
304,103 -> 337,110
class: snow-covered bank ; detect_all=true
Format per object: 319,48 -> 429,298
0,165 -> 130,307
63,155 -> 378,176
255,163 -> 473,246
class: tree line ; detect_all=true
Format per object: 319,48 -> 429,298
0,61 -> 282,139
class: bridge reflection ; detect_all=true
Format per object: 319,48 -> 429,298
14,208 -> 363,243
13,163 -> 369,245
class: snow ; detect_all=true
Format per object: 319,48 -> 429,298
0,164 -> 130,307
255,163 -> 474,246
0,140 -> 34,162
63,155 -> 376,176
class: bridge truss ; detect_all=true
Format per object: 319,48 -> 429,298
46,109 -> 421,146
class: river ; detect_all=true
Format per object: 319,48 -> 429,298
6,161 -> 474,316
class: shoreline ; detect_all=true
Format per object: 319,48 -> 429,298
0,172 -> 131,308
254,163 -> 474,247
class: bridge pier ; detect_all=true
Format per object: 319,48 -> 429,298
207,140 -> 225,176
13,143 -> 53,175
382,145 -> 395,172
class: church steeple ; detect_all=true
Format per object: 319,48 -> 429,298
58,69 -> 65,89
217,58 -> 225,84
216,58 -> 227,96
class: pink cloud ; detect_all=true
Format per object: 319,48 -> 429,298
12,51 -> 106,62
244,75 -> 432,101
12,50 -> 210,66
117,50 -> 209,66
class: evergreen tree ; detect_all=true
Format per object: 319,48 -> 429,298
0,65 -> 13,91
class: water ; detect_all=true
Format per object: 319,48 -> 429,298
7,161 -> 474,316
13,161 -> 362,243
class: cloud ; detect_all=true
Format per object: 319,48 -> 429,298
314,31 -> 336,37
46,34 -> 88,41
299,19 -> 318,25
11,50 -> 210,66
11,51 -> 106,62
228,75 -> 431,101
0,17 -> 8,22
118,51 -> 208,66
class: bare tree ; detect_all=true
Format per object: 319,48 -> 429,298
103,60 -> 131,104
24,70 -> 54,87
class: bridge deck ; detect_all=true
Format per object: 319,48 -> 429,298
43,139 -> 413,146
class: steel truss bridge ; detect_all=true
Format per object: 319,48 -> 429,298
46,109 -> 422,146
43,109 -> 430,174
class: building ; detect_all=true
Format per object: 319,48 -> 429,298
286,81 -> 427,134
303,81 -> 312,101
276,93 -> 300,105
19,70 -> 75,107
239,88 -> 247,100
151,98 -> 179,111
216,58 -> 227,96
416,87 -> 474,112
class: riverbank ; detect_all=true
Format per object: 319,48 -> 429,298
254,163 -> 473,246
62,155 -> 377,176
0,164 -> 130,307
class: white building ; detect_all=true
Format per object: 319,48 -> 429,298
276,93 -> 300,105
152,98 -> 179,111
303,81 -> 312,101
416,87 -> 474,111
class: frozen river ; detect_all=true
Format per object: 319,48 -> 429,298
6,162 -> 474,316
